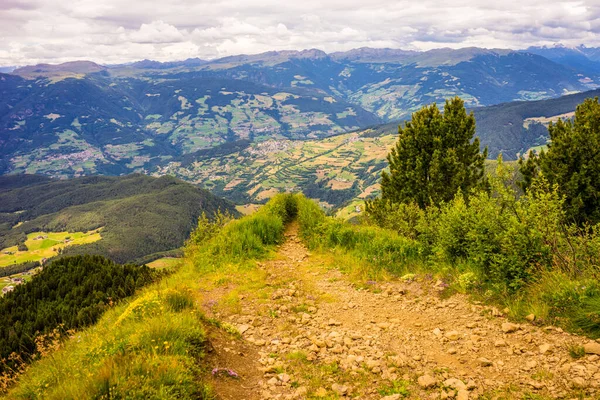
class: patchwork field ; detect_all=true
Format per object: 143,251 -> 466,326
0,230 -> 102,267
157,127 -> 398,210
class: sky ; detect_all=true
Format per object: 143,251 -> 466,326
1,0 -> 599,66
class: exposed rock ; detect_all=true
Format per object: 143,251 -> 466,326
478,357 -> 493,367
495,339 -> 507,347
237,324 -> 251,334
457,389 -> 470,400
571,377 -> 588,388
418,374 -> 437,388
584,342 -> 600,355
446,330 -> 460,340
501,322 -> 519,333
381,395 -> 402,400
526,314 -> 536,322
539,343 -> 552,354
331,383 -> 348,395
444,378 -> 467,391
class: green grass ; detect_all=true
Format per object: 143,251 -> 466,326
146,257 -> 182,270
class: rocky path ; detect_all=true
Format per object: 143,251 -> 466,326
203,223 -> 600,399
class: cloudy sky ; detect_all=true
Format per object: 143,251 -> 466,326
1,0 -> 599,66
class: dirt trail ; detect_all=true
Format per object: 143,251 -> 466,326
203,223 -> 600,399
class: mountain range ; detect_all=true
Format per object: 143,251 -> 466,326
2,45 -> 600,208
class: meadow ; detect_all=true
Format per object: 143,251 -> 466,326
0,230 -> 102,267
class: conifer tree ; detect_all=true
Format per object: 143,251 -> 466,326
519,97 -> 600,224
367,97 -> 488,213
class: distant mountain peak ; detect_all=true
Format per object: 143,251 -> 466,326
127,58 -> 206,69
12,61 -> 106,78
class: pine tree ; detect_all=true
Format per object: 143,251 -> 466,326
519,97 -> 600,224
367,97 -> 488,213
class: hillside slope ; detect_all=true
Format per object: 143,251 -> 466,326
4,195 -> 598,399
0,174 -> 238,264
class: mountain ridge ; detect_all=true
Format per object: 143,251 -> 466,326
2,46 -> 600,191
8,45 -> 600,72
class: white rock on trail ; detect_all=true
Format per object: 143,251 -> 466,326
539,343 -> 552,354
584,342 -> 600,355
444,378 -> 467,391
501,322 -> 519,333
526,314 -> 536,321
417,374 -> 437,388
331,383 -> 348,395
237,324 -> 250,334
478,357 -> 493,367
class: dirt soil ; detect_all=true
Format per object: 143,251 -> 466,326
201,223 -> 600,399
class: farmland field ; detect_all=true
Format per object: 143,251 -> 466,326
146,257 -> 181,270
0,230 -> 102,267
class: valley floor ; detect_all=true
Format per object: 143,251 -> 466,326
199,223 -> 599,399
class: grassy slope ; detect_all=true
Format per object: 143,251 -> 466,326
4,194 -> 599,398
161,128 -> 522,218
159,128 -> 396,209
3,195 -> 292,399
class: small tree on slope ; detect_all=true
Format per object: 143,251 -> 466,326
367,97 -> 488,216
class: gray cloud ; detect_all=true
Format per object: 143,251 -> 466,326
1,0 -> 599,65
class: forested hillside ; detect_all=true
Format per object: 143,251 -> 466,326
0,255 -> 158,376
0,174 -> 238,265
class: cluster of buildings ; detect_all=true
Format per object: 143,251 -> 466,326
2,277 -> 25,295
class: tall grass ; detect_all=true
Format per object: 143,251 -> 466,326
185,193 -> 296,271
296,195 -> 425,278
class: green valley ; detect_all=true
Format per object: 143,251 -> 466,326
4,2 -> 600,397
0,174 -> 238,266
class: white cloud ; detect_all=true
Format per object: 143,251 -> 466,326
128,20 -> 185,44
0,0 -> 599,65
